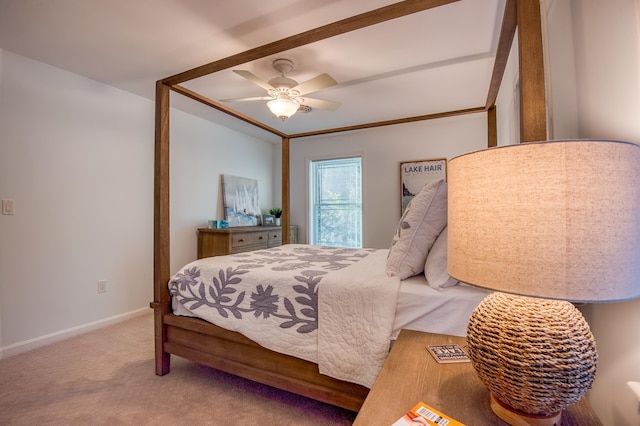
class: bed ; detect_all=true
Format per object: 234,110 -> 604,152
155,179 -> 492,410
163,242 -> 490,411
152,0 -> 548,413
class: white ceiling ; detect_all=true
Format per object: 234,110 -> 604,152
0,0 -> 506,141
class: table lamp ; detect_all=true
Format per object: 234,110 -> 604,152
447,140 -> 640,425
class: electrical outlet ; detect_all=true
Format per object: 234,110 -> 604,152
97,280 -> 107,293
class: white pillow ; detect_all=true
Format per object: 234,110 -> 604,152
425,226 -> 459,290
386,179 -> 448,279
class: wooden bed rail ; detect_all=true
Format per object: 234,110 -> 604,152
162,314 -> 369,411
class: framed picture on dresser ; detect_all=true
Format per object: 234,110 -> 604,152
263,215 -> 275,225
221,174 -> 260,226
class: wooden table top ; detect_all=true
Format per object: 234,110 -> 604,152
353,330 -> 602,426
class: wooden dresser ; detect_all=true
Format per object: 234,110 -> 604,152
197,225 -> 298,258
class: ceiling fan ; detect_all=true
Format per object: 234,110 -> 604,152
221,58 -> 341,121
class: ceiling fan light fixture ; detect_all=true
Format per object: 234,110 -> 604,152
267,97 -> 299,121
227,58 -> 339,119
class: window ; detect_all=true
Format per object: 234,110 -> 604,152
309,157 -> 362,248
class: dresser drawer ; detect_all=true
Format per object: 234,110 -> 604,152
267,229 -> 282,247
232,231 -> 268,248
197,226 -> 296,259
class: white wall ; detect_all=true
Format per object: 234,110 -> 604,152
0,49 -> 275,357
0,49 -> 153,355
170,108 -> 274,273
543,0 -> 579,139
289,113 -> 488,248
570,0 -> 640,141
544,1 -> 640,424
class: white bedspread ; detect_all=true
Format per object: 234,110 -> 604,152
169,244 -> 400,388
318,249 -> 400,387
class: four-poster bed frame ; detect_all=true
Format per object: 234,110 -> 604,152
150,0 -> 548,411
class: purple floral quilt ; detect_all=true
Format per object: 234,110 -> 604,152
169,244 -> 400,387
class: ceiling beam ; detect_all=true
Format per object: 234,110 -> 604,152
287,107 -> 486,139
162,0 -> 459,86
173,86 -> 488,141
171,84 -> 288,138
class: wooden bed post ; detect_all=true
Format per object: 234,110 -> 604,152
517,0 -> 547,142
151,80 -> 171,375
487,106 -> 497,147
281,137 -> 290,243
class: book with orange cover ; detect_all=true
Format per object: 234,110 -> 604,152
391,401 -> 465,426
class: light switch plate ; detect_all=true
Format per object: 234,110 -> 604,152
2,199 -> 14,215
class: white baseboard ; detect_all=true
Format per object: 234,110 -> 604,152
0,308 -> 150,360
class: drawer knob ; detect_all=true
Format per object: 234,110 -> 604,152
238,239 -> 244,242
259,236 -> 263,240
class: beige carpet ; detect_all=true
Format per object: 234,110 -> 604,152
0,312 -> 357,425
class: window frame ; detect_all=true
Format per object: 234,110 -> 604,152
306,154 -> 364,248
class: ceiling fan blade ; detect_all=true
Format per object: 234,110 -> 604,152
299,97 -> 341,111
220,96 -> 273,102
291,73 -> 337,95
233,70 -> 275,91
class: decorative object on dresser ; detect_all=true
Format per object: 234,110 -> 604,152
221,174 -> 260,227
207,219 -> 228,229
448,140 -> 640,426
269,208 -> 282,225
197,225 -> 298,258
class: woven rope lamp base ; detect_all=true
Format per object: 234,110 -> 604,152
490,394 -> 561,426
466,292 -> 598,426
